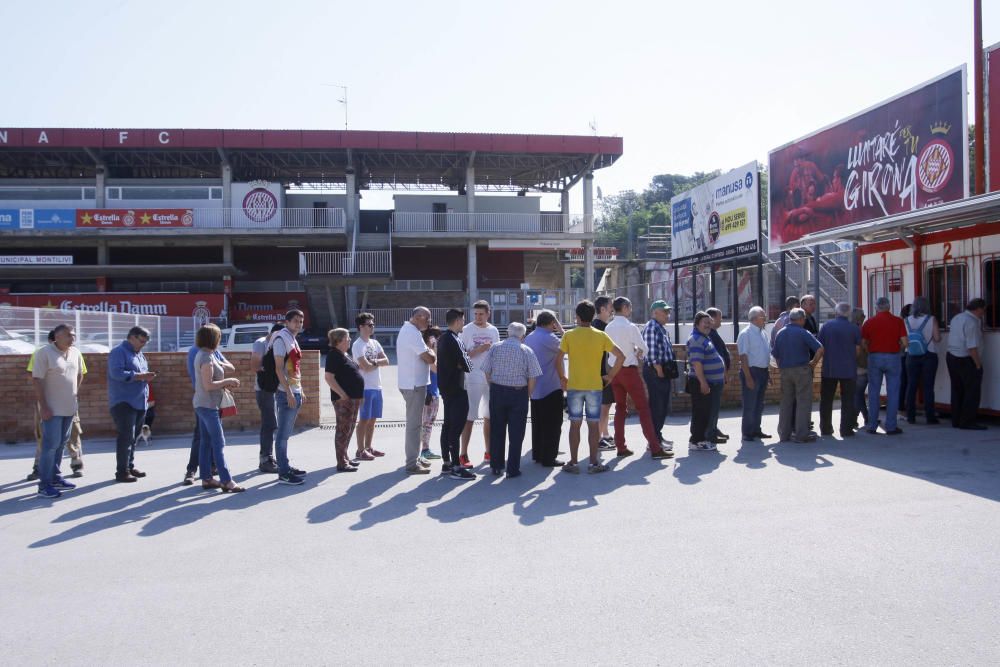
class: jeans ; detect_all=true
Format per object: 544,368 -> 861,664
275,391 -> 302,474
642,364 -> 672,441
946,353 -> 982,428
689,380 -> 720,443
740,367 -> 769,438
196,407 -> 231,483
530,389 -> 564,464
905,353 -> 938,422
38,415 -> 73,488
186,414 -> 207,474
489,384 -> 530,474
778,365 -> 814,441
853,373 -> 869,428
109,402 -> 145,474
820,377 -> 857,434
256,389 -> 277,460
611,366 -> 660,449
400,386 -> 427,468
440,390 -> 468,466
867,352 -> 902,431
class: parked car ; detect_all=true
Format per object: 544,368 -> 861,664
0,325 -> 36,355
218,323 -> 273,352
297,328 -> 330,355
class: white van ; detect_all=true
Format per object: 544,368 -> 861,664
219,323 -> 273,352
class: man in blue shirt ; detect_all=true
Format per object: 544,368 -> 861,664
642,300 -> 675,450
524,310 -> 565,467
772,309 -> 824,443
107,326 -> 155,482
182,341 -> 235,485
817,302 -> 861,438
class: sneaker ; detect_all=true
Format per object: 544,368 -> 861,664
421,449 -> 442,460
182,470 -> 196,486
690,441 -> 717,451
660,440 -> 674,453
52,478 -> 76,491
459,454 -> 473,469
483,452 -> 491,463
115,472 -> 138,483
598,438 -> 616,451
651,448 -> 674,459
70,461 -> 84,478
258,458 -> 279,473
37,485 -> 61,499
450,468 -> 476,480
440,463 -> 453,475
616,447 -> 634,458
289,467 -> 308,476
588,462 -> 609,474
417,458 -> 431,469
26,469 -> 39,482
562,462 -> 580,474
278,473 -> 305,485
405,466 -> 430,475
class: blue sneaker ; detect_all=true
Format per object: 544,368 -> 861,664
53,478 -> 77,491
37,485 -> 62,499
420,449 -> 442,460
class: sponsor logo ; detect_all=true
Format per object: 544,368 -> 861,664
917,139 -> 954,194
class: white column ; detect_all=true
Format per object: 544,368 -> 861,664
467,241 -> 478,308
221,163 -> 232,208
345,169 -> 358,239
583,172 -> 595,295
584,240 -> 595,297
560,189 -> 571,232
466,166 -> 475,213
95,167 -> 106,208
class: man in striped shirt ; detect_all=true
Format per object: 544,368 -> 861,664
642,300 -> 675,451
687,312 -> 727,451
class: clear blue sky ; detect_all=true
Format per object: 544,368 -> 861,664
1,0 -> 997,211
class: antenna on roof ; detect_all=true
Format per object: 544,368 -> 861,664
588,118 -> 598,135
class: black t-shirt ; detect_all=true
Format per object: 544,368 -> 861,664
325,350 -> 364,401
592,318 -> 609,375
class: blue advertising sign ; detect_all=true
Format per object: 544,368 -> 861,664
0,208 -> 76,230
0,209 -> 18,229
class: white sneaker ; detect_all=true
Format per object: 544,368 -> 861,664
661,440 -> 674,452
690,441 -> 717,451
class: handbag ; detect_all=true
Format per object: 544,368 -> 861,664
663,360 -> 680,379
219,389 -> 238,418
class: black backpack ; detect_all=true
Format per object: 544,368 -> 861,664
257,346 -> 280,392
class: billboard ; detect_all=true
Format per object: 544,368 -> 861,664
988,43 -> 1000,192
229,292 -> 310,323
0,208 -> 76,230
670,161 -> 760,268
5,293 -> 224,319
76,209 -> 194,228
769,67 -> 968,250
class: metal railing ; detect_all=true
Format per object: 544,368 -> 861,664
182,207 -> 346,229
360,307 -> 451,328
392,212 -> 571,233
299,250 -> 392,276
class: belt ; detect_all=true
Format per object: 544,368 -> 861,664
623,364 -> 638,368
492,383 -> 528,390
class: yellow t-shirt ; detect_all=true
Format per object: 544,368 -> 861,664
559,326 -> 614,391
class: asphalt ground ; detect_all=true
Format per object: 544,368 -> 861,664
2,390 -> 998,665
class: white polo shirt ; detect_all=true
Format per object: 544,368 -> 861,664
396,321 -> 430,390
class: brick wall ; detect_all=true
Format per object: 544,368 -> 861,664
0,350 -> 322,444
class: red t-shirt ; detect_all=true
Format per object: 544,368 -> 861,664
861,311 -> 907,353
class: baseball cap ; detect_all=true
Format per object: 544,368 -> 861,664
650,300 -> 672,312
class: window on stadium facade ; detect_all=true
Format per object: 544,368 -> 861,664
0,187 -> 91,200
868,268 -> 903,316
925,264 -> 966,329
117,187 -> 215,200
984,259 -> 999,329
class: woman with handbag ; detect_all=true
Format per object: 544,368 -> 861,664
193,324 -> 244,492
325,328 -> 365,472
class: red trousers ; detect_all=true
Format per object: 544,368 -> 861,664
611,366 -> 659,449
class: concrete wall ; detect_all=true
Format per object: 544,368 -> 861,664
0,350 -> 322,444
392,194 -> 540,214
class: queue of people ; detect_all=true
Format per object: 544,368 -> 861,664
25,294 -> 988,499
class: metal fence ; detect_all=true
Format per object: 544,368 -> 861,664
393,212 -> 571,233
0,305 -> 220,353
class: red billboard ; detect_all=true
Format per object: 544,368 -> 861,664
769,67 -> 968,250
229,292 -> 310,324
76,209 -> 194,228
988,44 -> 1000,192
4,293 -> 224,318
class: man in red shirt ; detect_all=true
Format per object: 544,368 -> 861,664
861,296 -> 908,435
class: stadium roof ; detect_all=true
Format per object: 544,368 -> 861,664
0,128 -> 623,192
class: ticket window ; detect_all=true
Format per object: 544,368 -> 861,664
868,268 -> 904,316
925,264 -> 967,328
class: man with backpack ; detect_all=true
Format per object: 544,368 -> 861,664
817,303 -> 861,438
861,296 -> 908,435
272,309 -> 309,485
251,323 -> 285,473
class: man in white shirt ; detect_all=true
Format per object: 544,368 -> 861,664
946,298 -> 987,430
459,300 -> 499,467
398,306 -> 436,474
352,312 -> 390,459
605,298 -> 672,458
737,306 -> 773,441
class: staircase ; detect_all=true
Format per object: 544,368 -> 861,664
305,282 -> 347,329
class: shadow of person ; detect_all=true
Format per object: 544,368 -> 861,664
771,441 -> 834,472
307,470 -> 406,524
672,450 -> 727,485
427,467 -> 534,524
0,479 -> 118,519
348,474 -> 455,531
733,439 -> 773,469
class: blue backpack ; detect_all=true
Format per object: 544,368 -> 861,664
905,316 -> 931,356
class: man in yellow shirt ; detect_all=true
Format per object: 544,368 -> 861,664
557,300 -> 625,474
26,329 -> 86,481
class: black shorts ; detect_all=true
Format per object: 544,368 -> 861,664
601,384 -> 614,406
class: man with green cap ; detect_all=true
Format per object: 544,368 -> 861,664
642,300 -> 676,451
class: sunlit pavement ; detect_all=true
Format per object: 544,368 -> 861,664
2,408 -> 998,665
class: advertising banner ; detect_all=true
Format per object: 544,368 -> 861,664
229,292 -> 310,323
6,293 -> 224,318
0,208 -> 76,230
670,161 -> 760,268
231,181 -> 283,228
988,44 -> 1000,192
769,67 -> 968,250
76,209 -> 194,228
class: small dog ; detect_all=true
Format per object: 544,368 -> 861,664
139,424 -> 152,446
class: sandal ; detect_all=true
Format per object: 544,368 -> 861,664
368,448 -> 385,457
201,479 -> 222,490
221,482 -> 246,493
355,450 -> 375,461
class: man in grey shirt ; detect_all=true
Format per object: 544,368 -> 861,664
945,298 -> 987,430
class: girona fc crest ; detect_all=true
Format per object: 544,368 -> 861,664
123,210 -> 136,227
243,184 -> 278,223
917,139 -> 954,194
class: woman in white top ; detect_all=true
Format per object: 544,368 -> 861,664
904,296 -> 942,424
